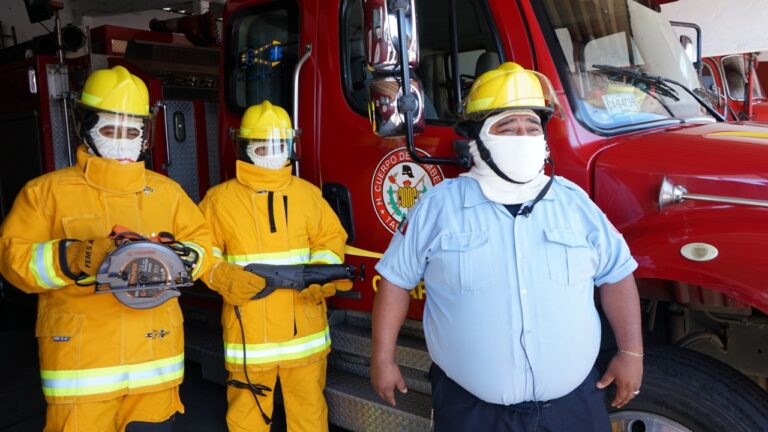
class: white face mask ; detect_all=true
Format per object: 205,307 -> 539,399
87,113 -> 145,163
478,113 -> 548,183
246,142 -> 289,169
460,112 -> 550,204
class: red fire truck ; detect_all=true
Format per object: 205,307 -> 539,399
212,0 -> 768,430
2,0 -> 768,431
701,53 -> 768,121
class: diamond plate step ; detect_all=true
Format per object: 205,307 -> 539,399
326,367 -> 431,432
343,309 -> 425,339
330,322 -> 431,373
329,351 -> 432,395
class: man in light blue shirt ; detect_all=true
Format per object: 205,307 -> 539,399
371,63 -> 643,431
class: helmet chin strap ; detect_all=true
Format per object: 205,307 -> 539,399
471,112 -> 551,185
474,134 -> 555,217
474,136 -> 545,185
85,138 -> 103,157
518,158 -> 554,218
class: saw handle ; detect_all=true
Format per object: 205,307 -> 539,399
109,225 -> 175,244
108,225 -> 197,271
243,263 -> 365,300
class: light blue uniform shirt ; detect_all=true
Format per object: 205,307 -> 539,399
376,176 -> 637,405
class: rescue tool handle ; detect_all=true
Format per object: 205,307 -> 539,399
244,263 -> 365,300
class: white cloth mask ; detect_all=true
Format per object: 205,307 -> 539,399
246,143 -> 289,169
460,112 -> 550,204
87,114 -> 145,163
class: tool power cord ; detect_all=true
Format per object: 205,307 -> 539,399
228,305 -> 273,425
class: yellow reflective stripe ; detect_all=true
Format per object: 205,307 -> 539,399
41,353 -> 184,397
224,248 -> 310,266
224,327 -> 330,365
345,245 -> 384,259
28,241 -> 68,289
308,249 -> 342,265
708,131 -> 768,139
184,241 -> 205,278
80,92 -> 102,106
212,247 -> 223,258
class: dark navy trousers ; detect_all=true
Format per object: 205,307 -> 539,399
429,364 -> 611,432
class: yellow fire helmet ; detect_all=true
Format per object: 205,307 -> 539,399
238,100 -> 295,140
78,66 -> 150,117
463,62 -> 561,121
74,66 -> 154,160
236,101 -> 297,167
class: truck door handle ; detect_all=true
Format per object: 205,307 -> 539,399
322,182 -> 355,243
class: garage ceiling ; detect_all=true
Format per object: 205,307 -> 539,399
72,0 -> 225,17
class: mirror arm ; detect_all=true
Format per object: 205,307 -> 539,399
670,21 -> 702,77
392,1 -> 470,167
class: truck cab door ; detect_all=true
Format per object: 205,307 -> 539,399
219,0 -> 302,181
329,0 -> 507,316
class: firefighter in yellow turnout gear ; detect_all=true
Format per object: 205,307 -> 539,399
199,101 -> 350,432
0,66 -> 215,432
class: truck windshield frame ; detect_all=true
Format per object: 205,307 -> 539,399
535,0 -> 714,135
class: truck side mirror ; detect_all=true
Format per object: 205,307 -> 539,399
679,35 -> 694,63
368,76 -> 425,136
362,0 -> 419,71
362,0 -> 425,138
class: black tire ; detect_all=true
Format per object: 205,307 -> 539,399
600,346 -> 768,432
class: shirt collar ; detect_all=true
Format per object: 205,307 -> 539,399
463,175 -> 558,208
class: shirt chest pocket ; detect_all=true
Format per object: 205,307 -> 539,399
543,229 -> 595,287
439,231 -> 490,292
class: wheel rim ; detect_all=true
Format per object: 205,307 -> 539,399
610,410 -> 693,432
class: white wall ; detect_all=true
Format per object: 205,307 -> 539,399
661,0 -> 768,58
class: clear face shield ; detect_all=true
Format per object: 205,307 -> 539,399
462,69 -> 563,123
234,126 -> 296,170
74,103 -> 154,163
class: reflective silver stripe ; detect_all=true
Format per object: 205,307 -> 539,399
308,249 -> 343,265
224,248 -> 310,266
184,242 -> 205,278
224,327 -> 330,364
41,353 -> 184,397
29,241 -> 67,289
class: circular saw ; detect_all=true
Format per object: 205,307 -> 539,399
95,241 -> 193,309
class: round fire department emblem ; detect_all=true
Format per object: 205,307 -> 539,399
371,148 -> 445,233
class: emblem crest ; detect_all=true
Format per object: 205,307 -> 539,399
371,148 -> 444,233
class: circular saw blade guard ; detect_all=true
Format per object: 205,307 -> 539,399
95,242 -> 193,309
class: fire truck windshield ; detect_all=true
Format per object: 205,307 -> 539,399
540,0 -> 715,132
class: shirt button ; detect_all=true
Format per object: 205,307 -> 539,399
521,289 -> 528,295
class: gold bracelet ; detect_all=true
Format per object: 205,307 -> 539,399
618,348 -> 644,358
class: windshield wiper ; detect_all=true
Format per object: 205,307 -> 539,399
592,64 -> 725,121
592,64 -> 680,101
